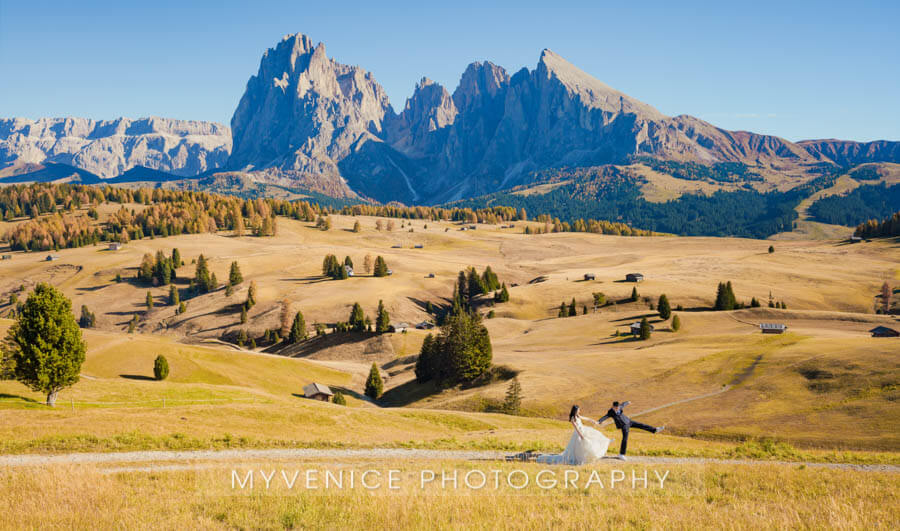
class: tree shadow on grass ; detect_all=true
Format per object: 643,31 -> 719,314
119,374 -> 156,381
0,393 -> 40,403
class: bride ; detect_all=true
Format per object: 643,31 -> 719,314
537,405 -> 611,465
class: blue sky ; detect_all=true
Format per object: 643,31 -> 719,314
1,0 -> 897,142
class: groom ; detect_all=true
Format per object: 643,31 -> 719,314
598,401 -> 664,460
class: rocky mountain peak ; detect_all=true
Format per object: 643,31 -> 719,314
452,61 -> 509,113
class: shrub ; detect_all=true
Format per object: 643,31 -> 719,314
153,355 -> 169,381
333,391 -> 347,406
672,314 -> 681,332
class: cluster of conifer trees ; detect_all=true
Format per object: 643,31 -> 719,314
854,211 -> 900,238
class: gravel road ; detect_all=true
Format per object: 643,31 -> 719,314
0,448 -> 896,473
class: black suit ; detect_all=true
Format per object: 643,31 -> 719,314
598,401 -> 657,455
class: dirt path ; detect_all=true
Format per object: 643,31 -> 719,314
0,448 -> 895,473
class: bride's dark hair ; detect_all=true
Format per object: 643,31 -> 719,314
569,405 -> 580,422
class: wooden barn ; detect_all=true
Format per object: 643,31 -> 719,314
869,326 -> 899,338
108,242 -> 123,251
584,273 -> 596,281
760,323 -> 788,334
625,273 -> 644,282
303,383 -> 334,402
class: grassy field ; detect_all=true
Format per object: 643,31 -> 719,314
2,459 -> 897,529
0,213 -> 898,458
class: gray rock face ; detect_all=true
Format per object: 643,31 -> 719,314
228,34 -> 899,204
228,34 -> 394,198
0,117 -> 231,178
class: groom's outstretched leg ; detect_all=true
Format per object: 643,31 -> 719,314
630,421 -> 657,433
619,426 -> 629,455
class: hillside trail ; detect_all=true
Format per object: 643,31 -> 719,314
0,448 -> 895,473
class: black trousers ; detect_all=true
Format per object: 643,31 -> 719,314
618,421 -> 656,455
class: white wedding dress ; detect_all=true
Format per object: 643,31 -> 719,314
537,417 -> 611,465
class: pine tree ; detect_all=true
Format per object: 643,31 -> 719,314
672,314 -> 681,332
171,248 -> 182,268
146,291 -> 154,309
365,362 -> 383,399
502,378 -> 522,415
373,256 -> 389,277
178,302 -> 186,315
240,306 -> 248,324
494,283 -> 510,303
467,267 -> 485,300
229,261 -> 243,286
138,253 -> 155,283
558,302 -> 567,318
79,305 -> 95,328
363,254 -> 373,275
639,317 -> 652,340
349,303 -> 366,332
375,300 -> 390,333
169,285 -> 179,306
568,298 -> 577,317
657,294 -> 671,320
246,281 -> 257,308
343,256 -> 354,269
288,311 -> 307,343
768,245 -> 775,254
415,333 -> 436,382
714,282 -> 736,311
194,254 -> 212,294
4,283 -> 86,406
750,297 -> 760,308
630,286 -> 639,302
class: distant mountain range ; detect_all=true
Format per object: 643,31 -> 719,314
1,33 -> 898,237
0,117 -> 230,179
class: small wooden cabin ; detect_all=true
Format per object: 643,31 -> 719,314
630,322 -> 655,335
625,273 -> 644,282
303,383 -> 334,402
392,322 -> 410,333
108,242 -> 123,251
584,273 -> 596,281
760,323 -> 788,334
416,321 -> 435,330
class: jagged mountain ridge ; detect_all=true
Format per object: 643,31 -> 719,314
0,116 -> 231,179
226,34 -> 900,204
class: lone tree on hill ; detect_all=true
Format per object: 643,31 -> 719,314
657,294 -> 671,320
288,310 -> 307,343
671,314 -> 682,332
153,355 -> 169,381
365,362 -> 383,399
229,261 -> 243,286
375,300 -> 390,333
630,286 -> 639,302
2,283 -> 86,406
639,317 -> 652,340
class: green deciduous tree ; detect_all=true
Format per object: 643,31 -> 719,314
333,391 -> 347,405
2,283 -> 86,406
671,314 -> 681,332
